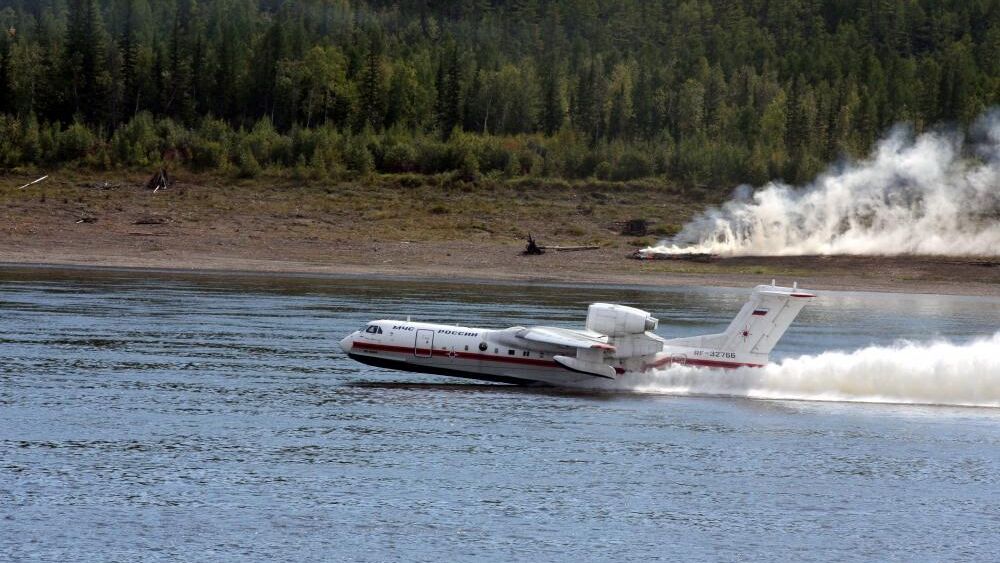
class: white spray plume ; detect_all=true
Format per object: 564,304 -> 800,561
643,111 -> 1000,257
618,332 -> 1000,408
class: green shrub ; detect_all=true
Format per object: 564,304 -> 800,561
380,141 -> 418,172
446,131 -> 481,177
57,122 -> 97,161
243,117 -> 293,166
198,116 -> 232,143
84,143 -> 113,169
594,160 -> 612,180
39,123 -> 59,162
526,150 -> 547,176
111,112 -> 159,166
0,115 -> 23,166
413,137 -> 451,173
21,114 -> 42,164
456,150 -> 480,182
155,117 -> 188,152
612,150 -> 654,181
236,144 -> 262,178
308,127 -> 344,174
345,138 -> 374,175
475,137 -> 512,173
190,138 -> 228,171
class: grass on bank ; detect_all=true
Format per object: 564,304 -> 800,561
1,167 -> 705,246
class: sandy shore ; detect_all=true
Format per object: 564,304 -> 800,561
2,243 -> 997,297
2,173 -> 997,296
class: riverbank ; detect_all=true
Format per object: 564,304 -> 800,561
2,171 -> 997,296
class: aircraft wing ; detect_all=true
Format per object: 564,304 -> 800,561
516,327 -> 615,351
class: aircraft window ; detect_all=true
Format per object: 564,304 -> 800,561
479,343 -> 488,352
508,349 -> 515,355
377,327 -> 383,334
464,345 -> 469,351
365,326 -> 378,334
523,351 -> 530,357
494,347 -> 499,354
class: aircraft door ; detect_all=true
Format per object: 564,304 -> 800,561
414,329 -> 434,357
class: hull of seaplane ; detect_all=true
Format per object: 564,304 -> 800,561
340,283 -> 815,388
342,327 -> 609,387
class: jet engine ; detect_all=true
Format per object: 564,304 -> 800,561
585,303 -> 658,335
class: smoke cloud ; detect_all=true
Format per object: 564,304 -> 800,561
642,111 -> 1000,257
617,332 -> 1000,408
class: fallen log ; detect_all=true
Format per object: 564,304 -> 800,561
539,245 -> 601,252
17,175 -> 49,190
629,250 -> 717,261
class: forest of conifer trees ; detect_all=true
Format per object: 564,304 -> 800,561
0,0 -> 997,189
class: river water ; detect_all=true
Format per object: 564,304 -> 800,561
2,267 -> 999,562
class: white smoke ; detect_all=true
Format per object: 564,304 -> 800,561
618,332 -> 1000,408
643,111 -> 1000,257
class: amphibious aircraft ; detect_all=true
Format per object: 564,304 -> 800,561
339,282 -> 815,387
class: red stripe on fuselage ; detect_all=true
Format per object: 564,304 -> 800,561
644,356 -> 764,370
350,341 -> 560,367
352,341 -> 764,372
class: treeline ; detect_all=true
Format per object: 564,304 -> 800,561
0,0 -> 998,186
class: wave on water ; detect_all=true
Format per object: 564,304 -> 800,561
618,332 -> 1000,408
642,110 -> 1000,257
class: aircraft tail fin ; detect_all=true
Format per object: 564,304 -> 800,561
665,283 -> 815,357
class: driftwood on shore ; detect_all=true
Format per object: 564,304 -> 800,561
146,168 -> 170,192
16,175 -> 49,190
629,249 -> 717,262
523,234 -> 600,255
523,234 -> 544,255
540,245 -> 601,252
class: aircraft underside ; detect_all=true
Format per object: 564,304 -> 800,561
346,349 -> 599,387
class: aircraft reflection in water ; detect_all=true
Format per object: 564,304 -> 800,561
340,283 -> 815,388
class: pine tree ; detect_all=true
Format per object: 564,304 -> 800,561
63,0 -> 108,124
119,0 -> 139,120
574,62 -> 599,142
438,47 -> 462,138
359,35 -> 385,130
0,31 -> 11,115
541,72 -> 563,135
607,83 -> 627,140
166,0 -> 196,123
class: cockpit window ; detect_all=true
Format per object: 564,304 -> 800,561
365,325 -> 382,334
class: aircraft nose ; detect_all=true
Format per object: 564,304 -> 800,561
339,333 -> 354,353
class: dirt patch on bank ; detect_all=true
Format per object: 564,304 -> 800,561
2,173 -> 997,296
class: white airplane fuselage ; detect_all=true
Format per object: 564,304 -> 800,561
339,320 -> 765,387
339,283 -> 815,388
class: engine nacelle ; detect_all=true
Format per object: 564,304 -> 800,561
585,303 -> 657,336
